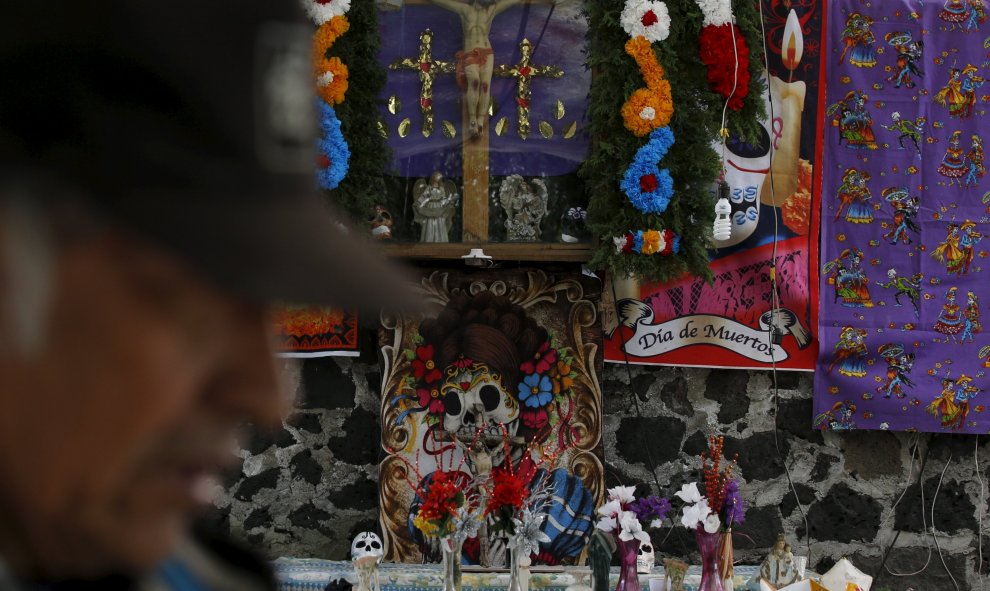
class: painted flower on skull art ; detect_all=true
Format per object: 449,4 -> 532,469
519,373 -> 555,408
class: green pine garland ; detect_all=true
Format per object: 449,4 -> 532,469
324,2 -> 391,222
580,1 -> 766,284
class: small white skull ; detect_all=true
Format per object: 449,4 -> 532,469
637,542 -> 655,574
351,532 -> 384,563
441,364 -> 519,440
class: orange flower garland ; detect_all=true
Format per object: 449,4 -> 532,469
621,36 -> 674,136
317,57 -> 350,105
313,16 -> 351,105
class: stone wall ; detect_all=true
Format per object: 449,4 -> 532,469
209,355 -> 989,591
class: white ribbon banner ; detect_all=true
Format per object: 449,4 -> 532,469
618,311 -> 794,363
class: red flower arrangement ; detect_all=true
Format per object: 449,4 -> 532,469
698,24 -> 750,111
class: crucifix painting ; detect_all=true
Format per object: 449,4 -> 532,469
426,0 -> 525,139
378,1 -> 590,242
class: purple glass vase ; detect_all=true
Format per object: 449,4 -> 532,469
614,539 -> 641,591
694,529 -> 725,591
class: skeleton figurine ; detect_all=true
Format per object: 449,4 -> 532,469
636,541 -> 655,574
413,172 -> 459,243
499,175 -> 548,242
368,205 -> 394,241
351,532 -> 384,591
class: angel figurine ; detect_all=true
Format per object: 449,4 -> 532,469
499,175 -> 548,242
413,172 -> 459,243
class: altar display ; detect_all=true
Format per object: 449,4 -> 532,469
377,1 -> 591,244
602,1 -> 825,371
815,0 -> 990,433
379,269 -> 604,565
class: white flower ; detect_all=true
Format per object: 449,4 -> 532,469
598,499 -> 623,518
650,518 -> 664,529
613,236 -> 628,253
597,515 -> 618,533
639,106 -> 657,121
317,72 -> 335,88
300,0 -> 351,25
680,498 -> 711,529
618,511 -> 651,543
674,482 -> 702,504
620,0 -> 671,43
703,513 -> 721,534
694,0 -> 733,27
609,485 -> 637,504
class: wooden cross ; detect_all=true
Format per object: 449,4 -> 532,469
389,29 -> 455,138
399,0 -> 557,242
495,38 -> 563,140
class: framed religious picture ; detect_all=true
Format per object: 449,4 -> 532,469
378,268 -> 604,564
374,0 -> 592,261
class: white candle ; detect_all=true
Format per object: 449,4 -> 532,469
760,10 -> 807,207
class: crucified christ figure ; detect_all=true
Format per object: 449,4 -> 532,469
426,0 -> 525,138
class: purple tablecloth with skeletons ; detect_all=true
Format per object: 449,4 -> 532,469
815,0 -> 990,433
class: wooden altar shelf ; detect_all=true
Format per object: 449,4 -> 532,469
379,242 -> 594,263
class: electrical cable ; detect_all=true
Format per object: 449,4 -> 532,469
977,435 -> 986,590
931,451 -> 961,591
875,433 -> 933,580
610,277 -> 667,499
757,0 -> 812,567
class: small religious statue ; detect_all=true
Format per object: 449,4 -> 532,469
413,172 -> 460,243
759,535 -> 801,587
425,0 -> 527,138
499,175 -> 548,241
663,559 -> 688,591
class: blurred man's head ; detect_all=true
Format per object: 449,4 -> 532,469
0,195 -> 288,576
0,0 -> 409,581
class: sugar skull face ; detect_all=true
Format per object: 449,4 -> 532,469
440,364 -> 520,441
636,541 -> 655,574
351,531 -> 384,562
717,124 -> 769,247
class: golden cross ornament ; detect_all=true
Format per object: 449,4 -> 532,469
495,38 -> 563,139
389,29 -> 455,138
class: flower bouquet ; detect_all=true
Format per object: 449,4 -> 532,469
399,448 -> 487,591
595,486 -> 671,591
675,435 -> 745,591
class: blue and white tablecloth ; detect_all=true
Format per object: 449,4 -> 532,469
273,559 -> 762,591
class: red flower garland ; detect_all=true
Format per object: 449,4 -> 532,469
698,24 -> 750,111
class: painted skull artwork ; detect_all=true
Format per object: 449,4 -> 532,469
379,270 -> 604,565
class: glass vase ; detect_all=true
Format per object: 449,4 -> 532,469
507,545 -> 524,591
694,529 -> 725,591
614,539 -> 640,591
440,537 -> 463,591
718,529 -> 734,588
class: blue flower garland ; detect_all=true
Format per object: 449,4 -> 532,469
317,100 -> 350,190
619,126 -> 676,214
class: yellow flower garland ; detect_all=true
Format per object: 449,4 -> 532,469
621,36 -> 674,137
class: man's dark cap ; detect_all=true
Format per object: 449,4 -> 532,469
0,2 -> 414,309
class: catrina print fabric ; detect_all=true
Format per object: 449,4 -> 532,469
816,0 -> 990,433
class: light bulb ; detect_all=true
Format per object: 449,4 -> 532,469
713,196 -> 732,242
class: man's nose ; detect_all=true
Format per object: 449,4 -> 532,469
206,308 -> 290,429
